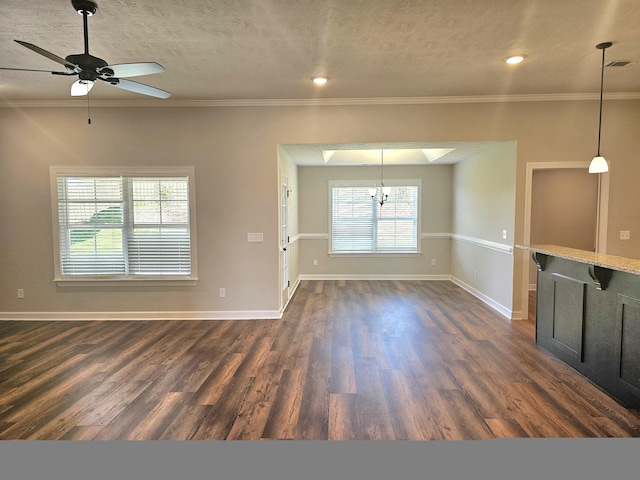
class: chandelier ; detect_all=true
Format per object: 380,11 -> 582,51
369,150 -> 391,206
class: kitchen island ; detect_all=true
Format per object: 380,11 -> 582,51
519,244 -> 640,409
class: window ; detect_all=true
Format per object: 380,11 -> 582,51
50,167 -> 197,283
330,180 -> 420,254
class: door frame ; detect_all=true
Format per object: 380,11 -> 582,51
520,161 -> 609,320
279,172 -> 290,311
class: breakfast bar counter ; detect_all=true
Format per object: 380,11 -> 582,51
518,244 -> 640,409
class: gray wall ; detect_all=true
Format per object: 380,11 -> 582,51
450,143 -> 516,314
296,164 -> 452,277
529,168 -> 599,286
1,99 -> 639,319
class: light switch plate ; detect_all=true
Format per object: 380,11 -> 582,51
620,230 -> 630,240
247,233 -> 263,242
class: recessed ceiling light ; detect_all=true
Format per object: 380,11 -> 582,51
504,55 -> 525,64
312,76 -> 328,85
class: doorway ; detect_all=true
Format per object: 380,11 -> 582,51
520,161 -> 610,319
528,168 -> 599,288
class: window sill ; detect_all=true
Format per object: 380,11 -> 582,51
54,276 -> 199,287
328,252 -> 422,258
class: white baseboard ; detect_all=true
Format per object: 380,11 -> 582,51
299,274 -> 512,320
289,276 -> 301,297
1,276 -> 511,322
450,276 -> 513,320
0,310 -> 282,322
280,276 -> 301,314
299,274 -> 451,281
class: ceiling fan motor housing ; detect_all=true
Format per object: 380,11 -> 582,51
65,53 -> 107,74
72,0 -> 98,16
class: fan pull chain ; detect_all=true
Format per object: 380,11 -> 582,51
87,92 -> 91,124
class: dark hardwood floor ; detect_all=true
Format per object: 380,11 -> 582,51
0,280 -> 639,440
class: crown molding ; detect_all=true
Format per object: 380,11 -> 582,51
2,92 -> 640,108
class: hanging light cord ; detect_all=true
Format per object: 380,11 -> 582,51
596,46 -> 605,156
595,42 -> 611,156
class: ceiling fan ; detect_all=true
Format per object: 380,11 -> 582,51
0,0 -> 171,99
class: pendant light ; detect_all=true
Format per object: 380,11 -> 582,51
588,42 -> 612,174
369,150 -> 392,206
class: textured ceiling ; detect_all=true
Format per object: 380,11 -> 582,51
1,0 -> 640,104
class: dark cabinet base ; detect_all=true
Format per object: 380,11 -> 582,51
534,253 -> 640,410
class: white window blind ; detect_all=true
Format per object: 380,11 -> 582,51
52,168 -> 195,281
330,182 -> 419,254
331,186 -> 375,253
127,177 -> 191,275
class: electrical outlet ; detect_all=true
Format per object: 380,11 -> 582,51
219,288 -> 226,298
313,259 -> 318,266
620,230 -> 630,240
502,229 -> 508,240
17,288 -> 24,299
431,259 -> 436,266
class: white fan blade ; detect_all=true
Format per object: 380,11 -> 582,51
71,80 -> 95,96
104,62 -> 166,78
107,78 -> 171,99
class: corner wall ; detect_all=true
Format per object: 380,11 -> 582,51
451,142 -> 517,317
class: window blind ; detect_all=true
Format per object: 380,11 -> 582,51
55,174 -> 192,278
127,177 -> 191,275
330,184 -> 419,254
376,185 -> 419,252
331,186 -> 375,253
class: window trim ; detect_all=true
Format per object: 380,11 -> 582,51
50,166 -> 198,286
328,179 -> 422,255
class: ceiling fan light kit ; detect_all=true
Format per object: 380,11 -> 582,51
0,0 -> 171,103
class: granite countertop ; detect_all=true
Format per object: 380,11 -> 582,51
516,244 -> 640,276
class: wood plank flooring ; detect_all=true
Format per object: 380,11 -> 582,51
0,280 -> 639,440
